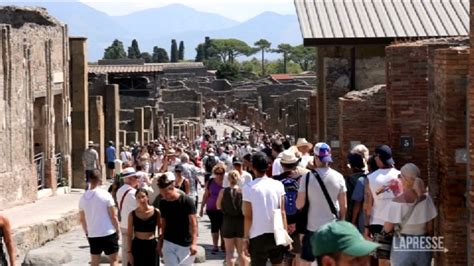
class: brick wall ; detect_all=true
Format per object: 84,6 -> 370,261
431,47 -> 469,266
469,0 -> 474,263
338,85 -> 388,175
309,95 -> 318,143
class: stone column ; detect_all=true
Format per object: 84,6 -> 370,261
144,106 -> 153,140
119,130 -> 127,148
105,84 -> 120,157
70,37 -> 88,188
89,96 -> 105,181
168,114 -> 174,137
44,39 -> 57,192
134,107 -> 144,145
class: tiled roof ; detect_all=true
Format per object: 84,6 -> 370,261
88,64 -> 163,74
88,62 -> 205,74
294,0 -> 469,44
270,74 -> 293,80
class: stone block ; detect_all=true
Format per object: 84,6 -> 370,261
22,248 -> 72,266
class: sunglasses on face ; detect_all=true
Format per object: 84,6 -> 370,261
214,172 -> 225,175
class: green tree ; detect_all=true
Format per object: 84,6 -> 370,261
290,45 -> 316,71
241,58 -> 261,75
272,43 -> 292,73
152,46 -> 169,63
170,39 -> 178,62
195,43 -> 205,62
210,39 -> 256,64
127,39 -> 141,59
254,39 -> 271,76
140,52 -> 152,63
216,62 -> 241,81
103,39 -> 127,59
178,41 -> 185,61
267,60 -> 302,74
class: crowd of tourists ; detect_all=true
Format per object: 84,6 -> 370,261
75,122 -> 438,266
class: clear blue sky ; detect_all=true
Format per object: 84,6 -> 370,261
79,0 -> 296,21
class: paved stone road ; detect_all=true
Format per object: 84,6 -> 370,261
35,120 -> 248,265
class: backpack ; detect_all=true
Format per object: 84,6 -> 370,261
204,156 -> 218,173
281,176 -> 301,216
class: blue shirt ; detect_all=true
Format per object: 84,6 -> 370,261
106,146 -> 116,163
351,176 -> 366,233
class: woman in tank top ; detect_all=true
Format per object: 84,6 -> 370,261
174,164 -> 190,195
127,188 -> 161,266
217,170 -> 248,266
381,163 -> 437,266
0,214 -> 14,266
200,163 -> 225,254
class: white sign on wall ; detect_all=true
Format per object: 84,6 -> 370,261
53,72 -> 64,84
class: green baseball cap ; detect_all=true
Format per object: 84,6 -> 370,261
312,221 -> 379,257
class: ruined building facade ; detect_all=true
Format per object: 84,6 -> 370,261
0,7 -> 72,208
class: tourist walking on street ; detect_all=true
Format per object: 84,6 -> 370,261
296,138 -> 313,169
174,164 -> 190,194
137,146 -> 151,173
381,163 -> 437,266
157,173 -> 198,265
128,188 -> 161,266
120,146 -> 132,164
0,214 -> 15,266
200,163 -> 225,254
223,157 -> 252,188
242,152 -> 288,266
296,143 -> 347,266
180,153 -> 205,208
217,170 -> 248,266
82,141 -> 100,190
363,145 -> 400,266
116,167 -> 139,266
79,169 -> 120,266
106,141 -> 116,180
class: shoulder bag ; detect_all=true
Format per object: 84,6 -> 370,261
295,172 -> 311,233
314,171 -> 339,219
374,198 -> 423,259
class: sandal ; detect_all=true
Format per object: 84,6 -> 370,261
211,247 -> 219,254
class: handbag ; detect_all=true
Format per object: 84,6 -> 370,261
273,189 -> 293,247
295,172 -> 311,233
373,197 -> 423,259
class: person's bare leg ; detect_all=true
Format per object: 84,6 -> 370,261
212,232 -> 219,249
90,254 -> 101,266
235,238 -> 249,266
224,238 -> 236,266
108,252 -> 119,266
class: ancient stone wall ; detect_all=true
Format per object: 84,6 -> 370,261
160,89 -> 202,119
338,85 -> 387,175
430,47 -> 469,266
0,7 -> 70,207
386,40 -> 465,181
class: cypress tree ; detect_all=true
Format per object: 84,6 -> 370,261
178,41 -> 185,61
170,39 -> 178,62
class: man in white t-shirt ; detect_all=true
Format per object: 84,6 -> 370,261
363,145 -> 400,240
242,152 -> 287,265
79,169 -> 120,266
116,167 -> 138,266
271,140 -> 285,176
223,156 -> 253,188
296,142 -> 347,265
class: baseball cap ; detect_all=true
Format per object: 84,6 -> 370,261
312,221 -> 379,257
314,142 -> 332,163
232,156 -> 243,165
374,145 -> 395,166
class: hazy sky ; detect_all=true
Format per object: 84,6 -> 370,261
77,0 -> 296,21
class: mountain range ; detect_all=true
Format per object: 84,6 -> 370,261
6,2 -> 302,61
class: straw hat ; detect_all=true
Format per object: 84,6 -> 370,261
281,150 -> 300,164
296,138 -> 313,149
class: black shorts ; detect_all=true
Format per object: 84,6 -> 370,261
249,233 -> 285,265
369,224 -> 383,236
206,210 -> 223,233
85,170 -> 94,183
87,232 -> 119,255
107,162 -> 115,170
301,230 -> 315,262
